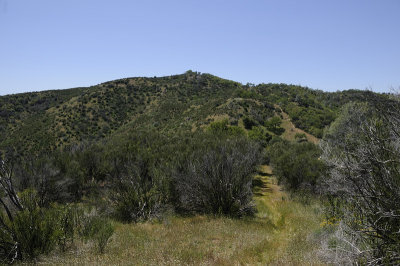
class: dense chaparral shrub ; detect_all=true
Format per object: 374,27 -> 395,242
174,137 -> 263,217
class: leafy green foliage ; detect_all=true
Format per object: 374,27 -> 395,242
265,116 -> 284,135
248,126 -> 271,147
12,189 -> 60,259
208,119 -> 245,136
268,140 -> 325,192
0,156 -> 115,263
0,189 -> 89,262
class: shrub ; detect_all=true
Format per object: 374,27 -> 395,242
174,137 -> 262,217
1,191 -> 85,262
0,159 -> 65,262
0,159 -> 103,262
208,119 -> 245,136
268,140 -> 325,192
294,133 -> 307,142
0,188 -> 77,262
243,116 -> 257,130
95,219 -> 114,253
79,216 -> 114,254
14,155 -> 74,206
248,126 -> 271,147
54,204 -> 83,251
112,157 -> 169,222
265,116 -> 285,135
12,189 -> 60,259
320,100 -> 400,264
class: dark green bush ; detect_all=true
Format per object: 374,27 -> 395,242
265,116 -> 285,135
248,126 -> 271,147
112,157 -> 169,223
268,140 -> 325,192
4,191 -> 87,261
208,119 -> 245,136
0,184 -> 77,262
12,189 -> 60,259
243,116 -> 257,130
174,137 -> 262,217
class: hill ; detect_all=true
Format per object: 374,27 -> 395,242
0,70 -> 382,156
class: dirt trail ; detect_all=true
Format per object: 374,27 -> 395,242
252,165 -> 325,265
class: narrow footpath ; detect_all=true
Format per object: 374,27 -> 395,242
252,165 -> 325,265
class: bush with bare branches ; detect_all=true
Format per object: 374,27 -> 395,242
320,97 -> 400,264
174,137 -> 262,217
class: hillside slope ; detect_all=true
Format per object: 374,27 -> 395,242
0,71 -> 383,155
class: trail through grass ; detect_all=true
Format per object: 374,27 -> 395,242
252,165 -> 324,265
34,165 -> 324,265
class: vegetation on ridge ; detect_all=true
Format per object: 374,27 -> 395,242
0,71 -> 384,156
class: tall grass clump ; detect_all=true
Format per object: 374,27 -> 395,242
79,215 -> 114,253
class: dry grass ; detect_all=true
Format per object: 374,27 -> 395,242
274,105 -> 319,144
32,165 -> 325,265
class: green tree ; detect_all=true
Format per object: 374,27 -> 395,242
265,116 -> 284,135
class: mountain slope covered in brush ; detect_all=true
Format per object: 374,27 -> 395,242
0,71 -> 383,155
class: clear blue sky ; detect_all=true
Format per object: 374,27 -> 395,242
0,0 -> 399,95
